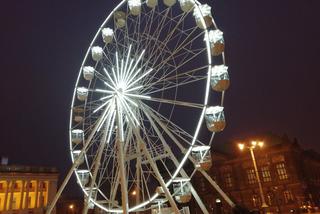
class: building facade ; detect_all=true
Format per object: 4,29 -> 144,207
0,164 -> 58,214
191,135 -> 320,214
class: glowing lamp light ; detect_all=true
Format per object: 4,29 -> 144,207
132,190 -> 137,196
69,204 -> 74,209
251,141 -> 257,146
238,143 -> 244,150
258,141 -> 264,148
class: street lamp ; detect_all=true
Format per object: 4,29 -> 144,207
68,204 -> 75,214
238,141 -> 268,210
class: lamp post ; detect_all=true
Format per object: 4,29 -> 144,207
238,141 -> 268,210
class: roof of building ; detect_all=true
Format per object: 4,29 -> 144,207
0,165 -> 58,174
213,132 -> 319,158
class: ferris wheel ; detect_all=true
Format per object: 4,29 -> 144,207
47,0 -> 232,213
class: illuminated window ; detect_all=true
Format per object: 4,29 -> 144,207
261,166 -> 272,182
247,169 -> 257,184
283,190 -> 294,203
276,163 -> 288,180
223,172 -> 233,188
252,194 -> 261,207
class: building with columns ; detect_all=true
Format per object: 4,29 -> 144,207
0,164 -> 58,214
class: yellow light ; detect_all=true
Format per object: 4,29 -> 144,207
258,141 -> 264,148
238,143 -> 245,150
251,141 -> 257,146
69,204 -> 74,209
132,190 -> 137,196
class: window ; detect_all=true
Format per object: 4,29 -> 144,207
0,182 -> 3,190
252,194 -> 261,207
224,172 -> 233,188
41,182 -> 46,189
28,182 -> 33,189
276,163 -> 288,180
283,190 -> 294,203
40,182 -> 47,191
247,169 -> 257,184
261,166 -> 272,182
14,182 -> 19,189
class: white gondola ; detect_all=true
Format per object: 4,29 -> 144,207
191,146 -> 212,171
173,178 -> 191,203
163,0 -> 176,7
178,0 -> 195,12
193,4 -> 212,29
204,106 -> 226,132
206,29 -> 224,56
101,28 -> 114,44
74,116 -> 83,123
83,66 -> 95,81
72,150 -> 84,164
77,169 -> 90,186
73,107 -> 84,123
91,46 -> 103,61
128,0 -> 142,16
76,87 -> 88,101
85,187 -> 97,198
114,11 -> 126,28
151,199 -> 172,214
146,0 -> 158,8
210,65 -> 230,92
71,129 -> 84,144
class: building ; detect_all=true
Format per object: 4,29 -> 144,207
0,162 -> 59,214
191,134 -> 320,214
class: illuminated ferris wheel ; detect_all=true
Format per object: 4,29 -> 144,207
47,0 -> 232,213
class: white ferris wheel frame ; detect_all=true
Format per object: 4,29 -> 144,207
64,0 -> 229,213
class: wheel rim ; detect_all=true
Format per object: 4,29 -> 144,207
69,0 -> 224,212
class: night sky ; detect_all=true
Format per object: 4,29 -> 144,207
1,0 -> 320,195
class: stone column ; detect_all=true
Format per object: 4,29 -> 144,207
25,180 -> 30,209
39,181 -> 44,208
8,179 -> 15,211
19,180 -> 26,210
35,180 -> 39,208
